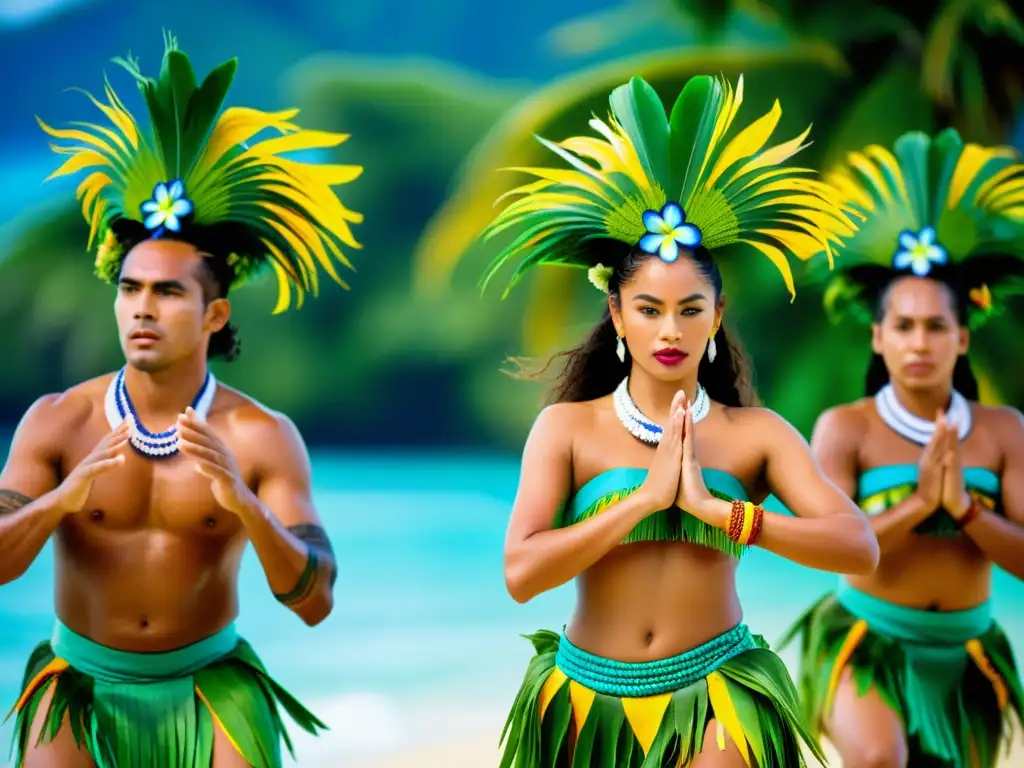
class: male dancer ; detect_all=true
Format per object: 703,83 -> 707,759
0,33 -> 363,767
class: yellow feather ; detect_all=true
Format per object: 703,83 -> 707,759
102,83 -> 139,147
494,179 -> 555,205
603,117 -> 651,187
759,227 -> 828,261
699,76 -> 743,185
501,167 -> 617,205
734,124 -> 812,176
705,99 -> 782,189
974,163 -> 1023,205
990,190 -> 1024,211
76,172 -> 113,248
731,166 -> 811,196
263,202 -> 347,286
862,145 -> 909,205
738,238 -> 796,300
190,107 -> 300,182
256,165 -> 364,246
263,240 -> 308,314
259,181 -> 361,259
44,149 -> 113,181
706,671 -> 751,765
846,151 -> 893,203
36,118 -> 121,163
263,218 -> 319,293
982,174 -> 1024,207
559,136 -> 625,172
241,128 -> 350,160
70,119 -> 131,158
946,145 -> 1016,210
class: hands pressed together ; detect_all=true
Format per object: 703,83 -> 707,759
638,390 -> 716,518
917,411 -> 974,523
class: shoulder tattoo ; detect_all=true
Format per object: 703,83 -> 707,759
0,490 -> 32,516
274,523 -> 338,606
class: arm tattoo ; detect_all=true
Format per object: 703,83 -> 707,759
0,490 -> 32,516
274,523 -> 338,605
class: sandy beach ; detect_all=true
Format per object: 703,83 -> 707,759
357,731 -> 1024,767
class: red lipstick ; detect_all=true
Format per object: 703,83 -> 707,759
653,347 -> 687,367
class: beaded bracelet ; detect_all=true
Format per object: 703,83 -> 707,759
748,503 -> 764,546
955,495 -> 983,529
728,499 -> 745,541
727,500 -> 764,546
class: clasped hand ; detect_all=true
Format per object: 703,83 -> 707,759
177,407 -> 253,515
638,390 -> 715,517
917,411 -> 972,520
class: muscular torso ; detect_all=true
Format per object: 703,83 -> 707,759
845,401 -> 1000,611
562,399 -> 769,661
53,376 -> 257,651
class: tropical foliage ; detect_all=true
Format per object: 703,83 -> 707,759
410,0 -> 1024,435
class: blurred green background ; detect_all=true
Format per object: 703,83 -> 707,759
2,0 -> 1022,450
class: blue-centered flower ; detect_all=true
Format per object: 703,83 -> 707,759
893,226 -> 947,276
638,202 -> 702,263
141,180 -> 194,235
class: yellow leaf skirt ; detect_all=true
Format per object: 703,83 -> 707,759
498,623 -> 824,767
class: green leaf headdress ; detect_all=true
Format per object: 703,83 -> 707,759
819,128 -> 1024,330
37,32 -> 364,313
476,73 -> 855,301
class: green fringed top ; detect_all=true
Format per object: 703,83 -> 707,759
857,464 -> 1001,537
559,467 -> 748,557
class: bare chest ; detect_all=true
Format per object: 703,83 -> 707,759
61,420 -> 251,537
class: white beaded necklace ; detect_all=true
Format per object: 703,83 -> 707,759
104,366 -> 217,458
874,383 -> 972,446
612,377 -> 710,445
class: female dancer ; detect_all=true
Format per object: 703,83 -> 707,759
782,128 -> 1024,767
476,73 -> 880,767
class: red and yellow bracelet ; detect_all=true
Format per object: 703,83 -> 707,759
727,500 -> 763,546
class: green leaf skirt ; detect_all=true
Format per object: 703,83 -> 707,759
5,621 -> 326,768
779,586 -> 1024,767
498,623 -> 825,767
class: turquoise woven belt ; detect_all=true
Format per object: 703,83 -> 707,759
555,623 -> 756,697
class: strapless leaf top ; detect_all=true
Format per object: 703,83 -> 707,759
857,464 -> 1001,536
558,467 -> 749,557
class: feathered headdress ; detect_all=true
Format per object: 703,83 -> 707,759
37,32 -> 364,313
819,128 -> 1024,329
476,73 -> 855,300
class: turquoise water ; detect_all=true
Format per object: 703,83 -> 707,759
1,450 -> 1022,765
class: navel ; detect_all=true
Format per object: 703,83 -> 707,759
139,616 -> 149,630
89,509 -> 104,523
644,631 -> 654,647
205,515 -> 217,529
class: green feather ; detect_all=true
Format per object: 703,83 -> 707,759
608,77 -> 670,189
892,131 -> 930,227
668,75 -> 721,204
